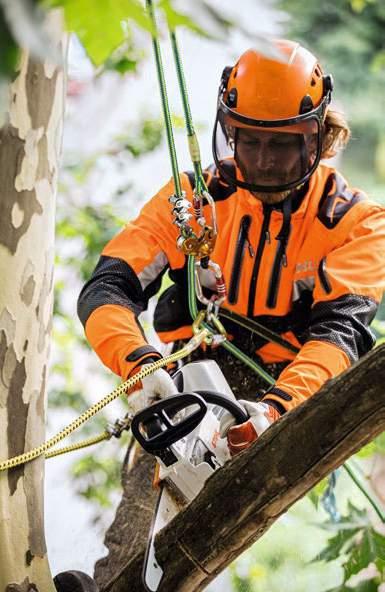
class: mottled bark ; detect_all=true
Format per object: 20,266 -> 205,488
97,344 -> 385,592
0,12 -> 65,592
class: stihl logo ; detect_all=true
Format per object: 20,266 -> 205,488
295,260 -> 315,273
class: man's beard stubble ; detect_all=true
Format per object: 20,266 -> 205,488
251,190 -> 291,205
237,160 -> 293,204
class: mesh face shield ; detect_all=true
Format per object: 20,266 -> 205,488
213,95 -> 329,193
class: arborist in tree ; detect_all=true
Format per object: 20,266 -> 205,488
77,39 -> 385,457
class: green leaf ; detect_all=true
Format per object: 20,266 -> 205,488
314,527 -> 360,563
308,477 -> 329,509
349,0 -> 376,13
158,0 -> 206,36
0,9 -> 20,79
356,431 -> 385,457
106,55 -> 138,75
71,452 -> 125,509
375,556 -> 385,578
313,502 -> 369,564
43,0 -> 153,65
343,530 -> 372,581
355,441 -> 377,458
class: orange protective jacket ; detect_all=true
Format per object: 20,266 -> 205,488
78,163 -> 385,414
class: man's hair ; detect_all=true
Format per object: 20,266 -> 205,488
321,109 -> 351,159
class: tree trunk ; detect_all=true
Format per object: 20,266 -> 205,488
0,14 -> 66,591
98,343 -> 385,592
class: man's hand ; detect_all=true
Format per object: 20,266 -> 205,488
219,400 -> 281,456
128,365 -> 178,412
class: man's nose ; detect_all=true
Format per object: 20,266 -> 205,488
255,146 -> 275,170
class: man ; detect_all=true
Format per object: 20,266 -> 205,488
78,39 -> 385,457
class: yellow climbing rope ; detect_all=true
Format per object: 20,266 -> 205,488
0,328 -> 211,472
45,432 -> 111,459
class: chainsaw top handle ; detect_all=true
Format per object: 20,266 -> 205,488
194,390 -> 248,424
130,391 -> 249,454
130,393 -> 207,453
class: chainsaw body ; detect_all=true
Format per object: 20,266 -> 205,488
131,359 -> 246,501
160,360 -> 239,500
130,359 -> 247,592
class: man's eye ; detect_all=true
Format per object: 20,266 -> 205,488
274,137 -> 291,144
272,136 -> 298,147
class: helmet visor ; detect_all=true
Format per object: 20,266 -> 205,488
213,109 -> 323,193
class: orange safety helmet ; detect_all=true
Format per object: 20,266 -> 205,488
213,39 -> 333,193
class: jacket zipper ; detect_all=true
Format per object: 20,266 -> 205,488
247,206 -> 272,317
228,215 -> 252,304
266,236 -> 289,309
318,257 -> 332,294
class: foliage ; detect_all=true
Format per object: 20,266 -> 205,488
0,0 -> 236,85
51,114 -> 164,517
276,0 -> 385,115
229,496 -> 342,592
318,502 -> 385,590
0,7 -> 20,80
70,437 -> 130,512
276,0 -> 385,178
356,433 -> 385,460
42,0 -> 153,66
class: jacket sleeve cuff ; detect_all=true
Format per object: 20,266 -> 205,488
123,346 -> 162,380
262,386 -> 292,414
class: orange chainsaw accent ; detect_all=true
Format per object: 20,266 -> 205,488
227,420 -> 258,456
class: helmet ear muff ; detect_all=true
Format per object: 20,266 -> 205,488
299,94 -> 314,114
226,88 -> 238,108
323,74 -> 334,94
219,66 -> 232,95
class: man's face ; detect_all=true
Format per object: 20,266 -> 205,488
234,128 -> 316,204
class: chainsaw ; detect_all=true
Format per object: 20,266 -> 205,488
130,359 -> 249,592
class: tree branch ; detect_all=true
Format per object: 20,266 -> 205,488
104,344 -> 385,592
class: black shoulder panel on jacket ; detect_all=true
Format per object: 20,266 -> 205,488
77,255 -> 144,327
184,163 -> 236,202
305,293 -> 378,362
317,172 -> 366,229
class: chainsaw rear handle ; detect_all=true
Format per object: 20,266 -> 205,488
193,390 -> 249,424
130,393 -> 207,454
